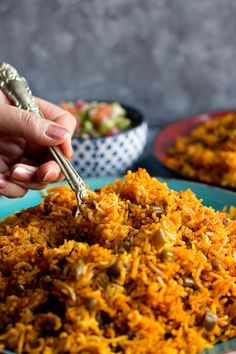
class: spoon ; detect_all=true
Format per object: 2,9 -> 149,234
0,62 -> 87,216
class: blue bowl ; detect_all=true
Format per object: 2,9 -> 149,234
71,104 -> 148,177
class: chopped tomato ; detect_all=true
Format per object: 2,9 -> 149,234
91,104 -> 113,126
75,100 -> 87,111
60,100 -> 131,138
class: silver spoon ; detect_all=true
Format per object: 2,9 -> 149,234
0,62 -> 87,216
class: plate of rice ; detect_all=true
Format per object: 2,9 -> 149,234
154,111 -> 236,189
0,169 -> 235,354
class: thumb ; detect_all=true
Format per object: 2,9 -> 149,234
0,104 -> 70,145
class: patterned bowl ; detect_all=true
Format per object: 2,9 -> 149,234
71,104 -> 147,177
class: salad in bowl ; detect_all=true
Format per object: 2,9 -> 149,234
61,100 -> 132,138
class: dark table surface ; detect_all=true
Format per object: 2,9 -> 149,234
132,128 -> 180,178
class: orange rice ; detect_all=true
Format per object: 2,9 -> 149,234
165,113 -> 236,188
0,169 -> 235,354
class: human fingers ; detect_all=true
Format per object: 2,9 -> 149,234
19,149 -> 66,184
0,104 -> 70,146
10,161 -> 62,186
35,97 -> 76,158
0,90 -> 11,104
37,160 -> 63,183
10,164 -> 40,192
35,97 -> 76,135
0,137 -> 25,169
0,174 -> 27,198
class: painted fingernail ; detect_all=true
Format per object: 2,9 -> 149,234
42,169 -> 58,183
11,167 -> 33,182
45,124 -> 70,140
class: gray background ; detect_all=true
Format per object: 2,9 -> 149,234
0,0 -> 236,127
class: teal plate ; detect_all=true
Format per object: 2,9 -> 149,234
0,177 -> 236,354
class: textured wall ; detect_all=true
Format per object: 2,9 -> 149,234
1,0 -> 236,126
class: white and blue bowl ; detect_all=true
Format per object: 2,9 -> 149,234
71,104 -> 148,177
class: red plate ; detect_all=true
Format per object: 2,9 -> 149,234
153,110 -> 236,170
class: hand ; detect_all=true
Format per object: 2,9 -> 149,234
0,91 -> 76,198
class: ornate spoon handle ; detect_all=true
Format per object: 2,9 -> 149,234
0,62 -> 87,212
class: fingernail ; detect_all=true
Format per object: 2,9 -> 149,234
11,167 -> 33,182
42,169 -> 58,183
45,124 -> 70,140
